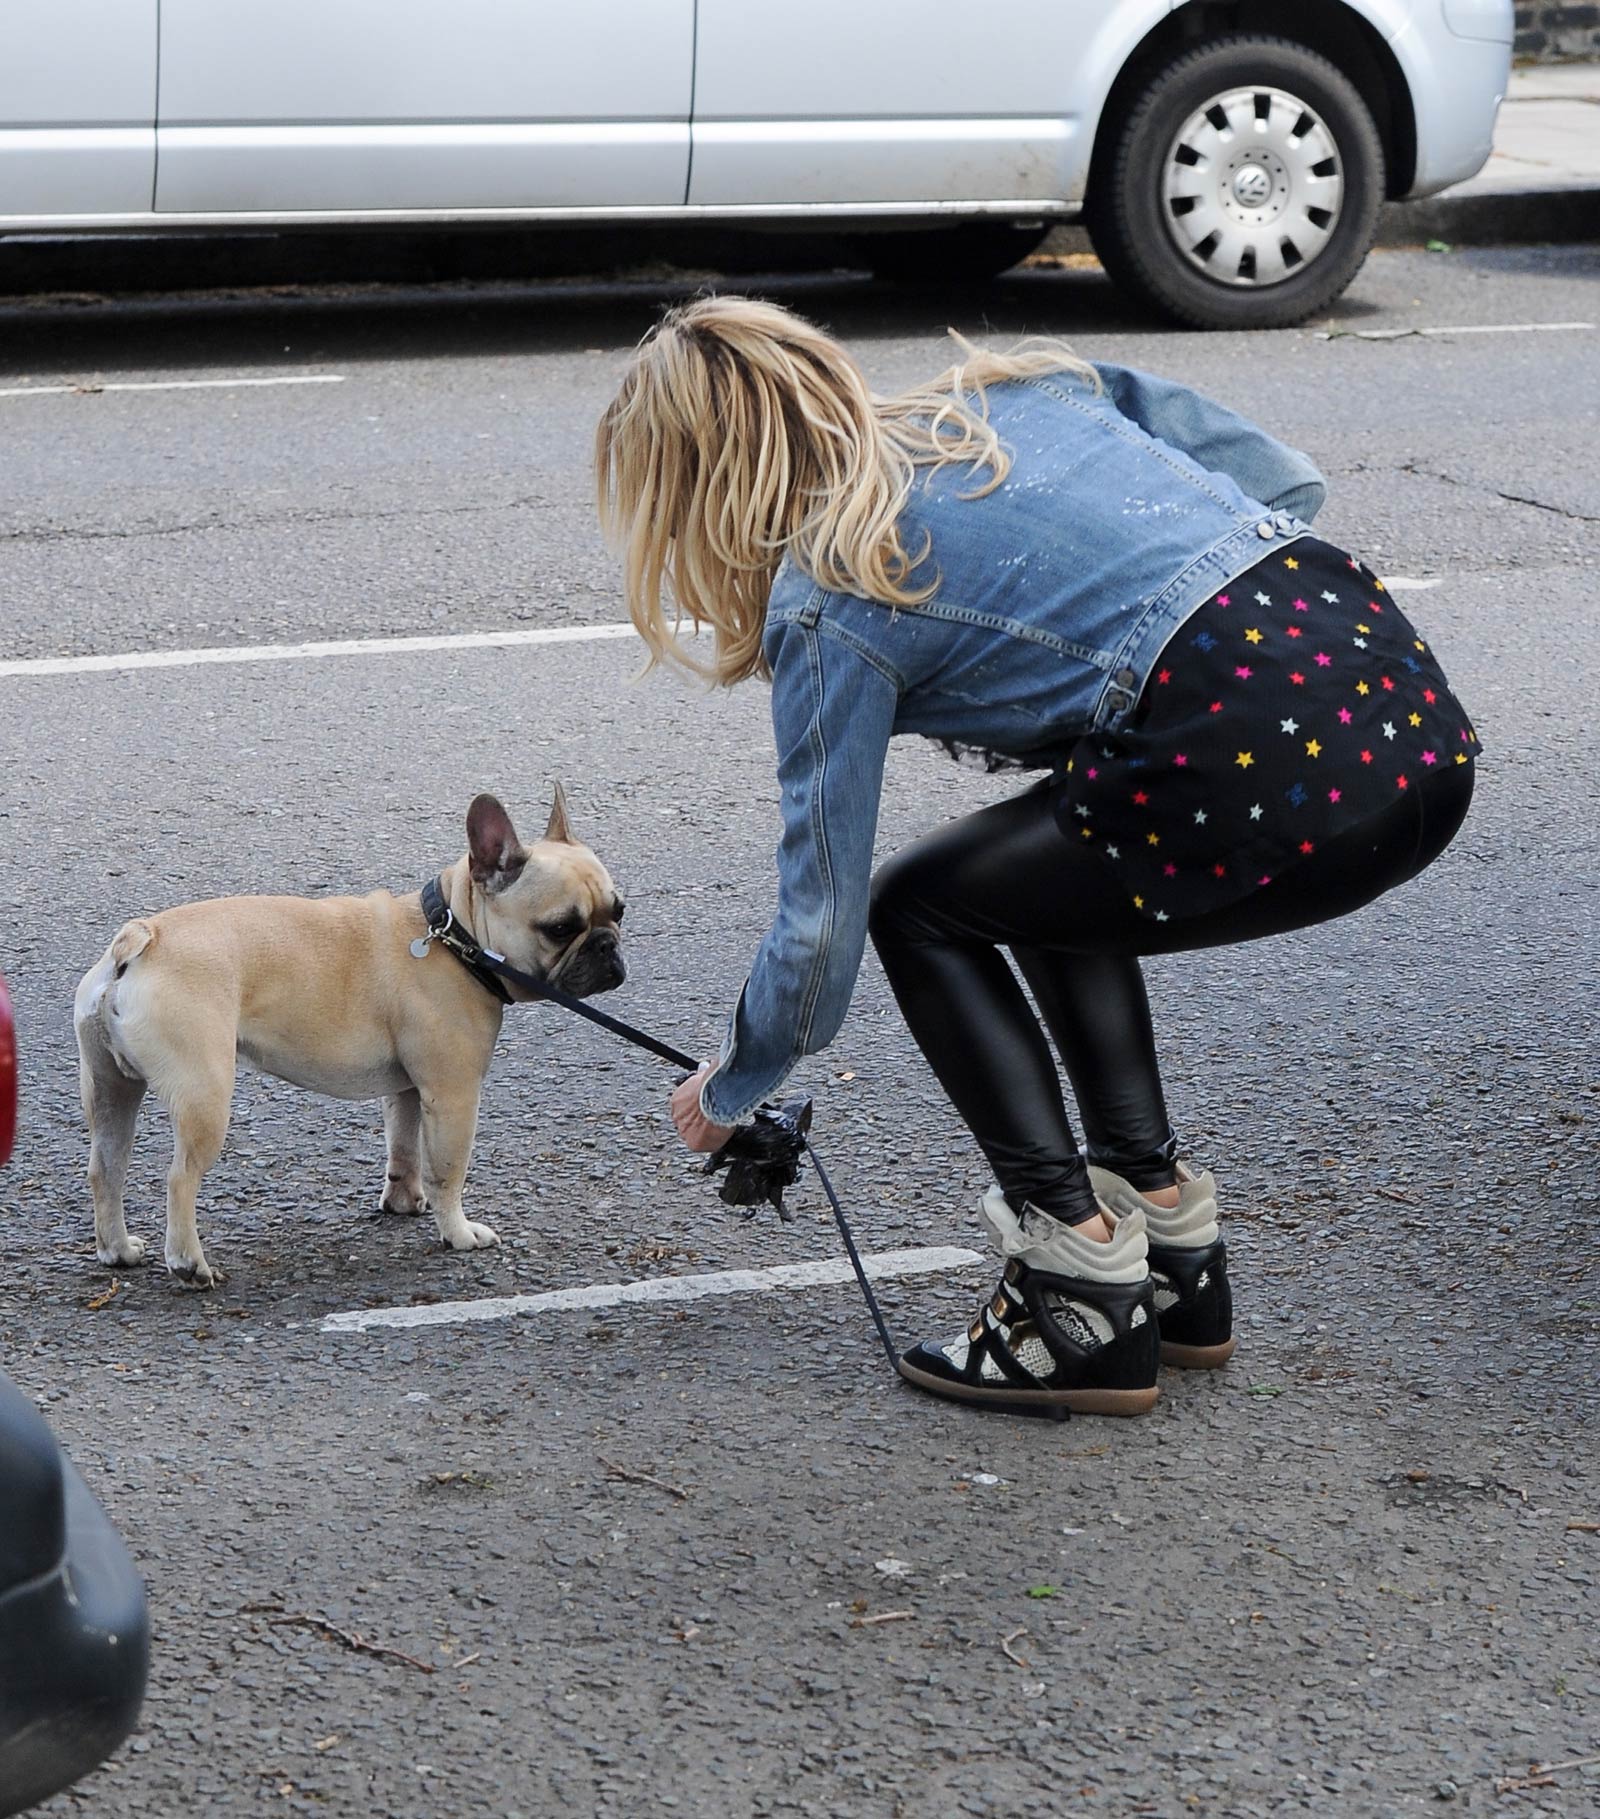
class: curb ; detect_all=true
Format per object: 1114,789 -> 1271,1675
1037,184 -> 1600,263
0,187 -> 1593,303
1375,183 -> 1600,247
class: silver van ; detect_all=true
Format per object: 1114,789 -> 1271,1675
0,0 -> 1512,327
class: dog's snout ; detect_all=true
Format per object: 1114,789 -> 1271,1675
559,925 -> 625,998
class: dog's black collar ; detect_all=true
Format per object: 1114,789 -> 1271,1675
416,875 -> 514,1005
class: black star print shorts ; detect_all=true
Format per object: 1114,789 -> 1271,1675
1055,537 -> 1480,921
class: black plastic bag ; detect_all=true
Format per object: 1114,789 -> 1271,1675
703,1097 -> 813,1222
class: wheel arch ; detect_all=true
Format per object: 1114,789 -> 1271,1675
1085,1 -> 1417,209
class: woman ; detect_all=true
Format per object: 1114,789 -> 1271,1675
596,297 -> 1477,1419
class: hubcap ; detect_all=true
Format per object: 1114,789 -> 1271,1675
1162,85 -> 1345,288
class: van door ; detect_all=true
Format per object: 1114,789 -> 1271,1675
0,2 -> 156,222
689,0 -> 1170,209
156,1 -> 693,215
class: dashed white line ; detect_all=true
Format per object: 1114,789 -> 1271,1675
1378,576 -> 1443,592
321,1245 -> 983,1335
0,374 -> 346,399
0,622 -> 638,681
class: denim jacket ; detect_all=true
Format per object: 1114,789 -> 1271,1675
699,365 -> 1326,1124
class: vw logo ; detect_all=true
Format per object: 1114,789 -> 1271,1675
1232,163 -> 1273,207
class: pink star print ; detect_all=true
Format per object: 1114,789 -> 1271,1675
1290,671 -> 1306,686
1292,599 -> 1309,611
1424,688 -> 1437,704
1337,707 -> 1353,724
1369,600 -> 1383,614
1086,767 -> 1099,780
1396,775 -> 1409,790
1163,863 -> 1177,877
1157,669 -> 1172,684
1258,875 -> 1272,886
1286,626 -> 1303,639
1314,652 -> 1332,667
1235,665 -> 1253,680
1216,595 -> 1231,607
1329,788 -> 1342,803
1421,750 -> 1437,766
1381,676 -> 1395,692
1209,700 -> 1224,714
1173,753 -> 1189,767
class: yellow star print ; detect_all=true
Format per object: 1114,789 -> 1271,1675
1374,579 -> 1386,591
1356,681 -> 1370,696
1236,751 -> 1255,769
1081,827 -> 1093,839
1146,832 -> 1160,846
1244,627 -> 1263,644
1356,623 -> 1371,634
1133,894 -> 1144,909
1305,738 -> 1322,758
1285,558 -> 1299,570
1408,712 -> 1422,727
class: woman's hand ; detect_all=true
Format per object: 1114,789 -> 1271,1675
670,1064 -> 736,1154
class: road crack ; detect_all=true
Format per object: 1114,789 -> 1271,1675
0,491 -> 553,547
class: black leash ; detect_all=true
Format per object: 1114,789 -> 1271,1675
415,876 -> 902,1372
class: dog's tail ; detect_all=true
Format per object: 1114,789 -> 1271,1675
109,919 -> 155,978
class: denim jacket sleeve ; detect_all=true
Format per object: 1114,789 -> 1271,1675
699,616 -> 900,1126
1092,361 -> 1327,524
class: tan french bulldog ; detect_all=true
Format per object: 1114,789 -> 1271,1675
73,787 -> 624,1288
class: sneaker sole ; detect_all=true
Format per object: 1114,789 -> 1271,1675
897,1357 -> 1159,1418
1160,1336 -> 1236,1369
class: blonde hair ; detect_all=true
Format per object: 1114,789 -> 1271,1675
595,295 -> 1099,685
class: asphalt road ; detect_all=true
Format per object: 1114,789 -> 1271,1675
1,243 -> 1597,1818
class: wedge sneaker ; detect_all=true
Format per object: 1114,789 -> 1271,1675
898,1190 -> 1159,1418
1089,1161 -> 1235,1368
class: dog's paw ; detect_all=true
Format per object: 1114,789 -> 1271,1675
379,1177 -> 427,1217
165,1249 -> 223,1289
97,1234 -> 148,1268
444,1221 -> 500,1252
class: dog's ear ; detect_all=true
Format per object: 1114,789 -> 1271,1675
466,794 -> 528,893
543,780 -> 576,846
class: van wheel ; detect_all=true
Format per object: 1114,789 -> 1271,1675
864,221 -> 1047,283
1086,35 -> 1385,330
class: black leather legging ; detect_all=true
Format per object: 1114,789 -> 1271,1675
868,761 -> 1474,1225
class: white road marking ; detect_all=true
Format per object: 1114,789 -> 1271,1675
0,374 -> 346,399
0,622 -> 638,681
1318,321 -> 1592,341
321,1245 -> 984,1335
1378,576 -> 1443,592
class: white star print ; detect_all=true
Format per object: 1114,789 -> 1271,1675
1249,804 -> 1263,821
1382,721 -> 1397,740
1254,591 -> 1272,606
1154,911 -> 1169,922
1192,810 -> 1207,826
1321,590 -> 1339,603
1074,804 -> 1091,818
1353,636 -> 1368,649
1105,843 -> 1121,858
1280,717 -> 1299,734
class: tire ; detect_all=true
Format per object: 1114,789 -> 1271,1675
863,220 -> 1048,284
1086,35 -> 1385,330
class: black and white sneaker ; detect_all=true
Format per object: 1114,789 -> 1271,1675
898,1191 -> 1159,1418
1089,1162 -> 1235,1368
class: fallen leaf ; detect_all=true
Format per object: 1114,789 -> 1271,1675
85,1281 -> 121,1311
